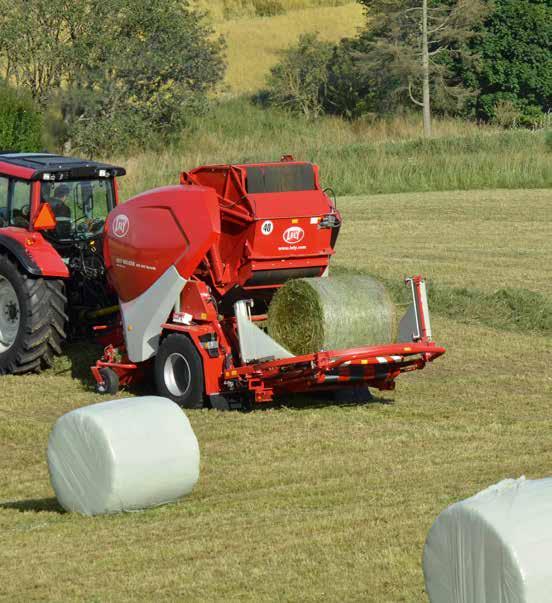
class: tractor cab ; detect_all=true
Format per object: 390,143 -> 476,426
40,178 -> 115,242
0,153 -> 125,248
0,153 -> 126,371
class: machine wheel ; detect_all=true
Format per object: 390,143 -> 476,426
95,367 -> 120,395
0,255 -> 67,375
333,386 -> 373,404
154,334 -> 204,409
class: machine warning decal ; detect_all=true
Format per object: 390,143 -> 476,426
113,214 -> 130,238
283,226 -> 304,244
261,220 -> 274,235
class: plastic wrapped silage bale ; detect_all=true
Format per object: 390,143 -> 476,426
47,396 -> 200,516
267,275 -> 397,355
423,477 -> 552,603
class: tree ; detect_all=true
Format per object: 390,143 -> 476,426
356,0 -> 489,136
65,0 -> 226,153
0,0 -> 225,153
266,33 -> 334,118
0,1 -> 92,105
452,0 -> 552,124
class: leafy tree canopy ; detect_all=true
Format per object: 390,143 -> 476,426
354,0 -> 488,120
455,0 -> 552,123
0,0 -> 225,153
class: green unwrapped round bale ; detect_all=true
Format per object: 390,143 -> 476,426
267,275 -> 397,355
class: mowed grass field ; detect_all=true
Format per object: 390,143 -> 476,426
1,188 -> 552,601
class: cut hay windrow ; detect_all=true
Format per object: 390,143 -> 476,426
267,275 -> 397,355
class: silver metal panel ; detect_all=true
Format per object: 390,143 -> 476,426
234,300 -> 293,364
120,266 -> 186,362
398,303 -> 418,343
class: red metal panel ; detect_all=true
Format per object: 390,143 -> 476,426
0,161 -> 35,180
104,185 -> 221,303
181,162 -> 339,296
0,227 -> 69,278
178,280 -> 218,322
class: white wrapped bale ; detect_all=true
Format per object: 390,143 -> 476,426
47,396 -> 200,516
423,477 -> 552,603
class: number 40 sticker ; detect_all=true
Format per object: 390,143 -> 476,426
261,220 -> 274,235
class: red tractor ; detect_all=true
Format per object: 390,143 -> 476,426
0,152 -> 124,375
0,152 -> 444,409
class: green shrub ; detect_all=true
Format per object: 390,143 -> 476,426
265,33 -> 334,118
491,100 -> 522,128
324,39 -> 375,119
0,84 -> 42,151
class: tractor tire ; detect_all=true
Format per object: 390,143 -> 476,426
0,255 -> 67,375
154,334 -> 204,409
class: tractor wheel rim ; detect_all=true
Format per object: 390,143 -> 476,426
0,276 -> 20,353
164,352 -> 192,398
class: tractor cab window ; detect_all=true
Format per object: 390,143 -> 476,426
0,176 -> 31,228
41,179 -> 114,240
0,177 -> 8,226
0,177 -> 30,228
10,180 -> 31,228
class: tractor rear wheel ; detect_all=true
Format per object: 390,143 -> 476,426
0,255 -> 67,374
154,334 -> 204,409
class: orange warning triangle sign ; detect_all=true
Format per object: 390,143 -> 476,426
33,203 -> 57,231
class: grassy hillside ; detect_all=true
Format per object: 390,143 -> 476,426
112,100 -> 552,199
2,188 -> 551,601
217,3 -> 363,92
194,0 -> 354,22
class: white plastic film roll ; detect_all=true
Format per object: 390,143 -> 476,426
47,396 -> 200,515
424,477 -> 552,603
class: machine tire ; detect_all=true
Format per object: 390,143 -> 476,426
0,255 -> 67,375
154,334 -> 204,409
95,367 -> 120,395
333,386 -> 373,404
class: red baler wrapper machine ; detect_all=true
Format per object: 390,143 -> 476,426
93,159 -> 444,408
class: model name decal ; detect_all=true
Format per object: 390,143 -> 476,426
115,257 -> 157,271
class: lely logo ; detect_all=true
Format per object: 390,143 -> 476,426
113,214 -> 129,238
283,226 -> 304,244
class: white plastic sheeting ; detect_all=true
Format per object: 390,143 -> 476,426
47,396 -> 200,516
423,476 -> 552,603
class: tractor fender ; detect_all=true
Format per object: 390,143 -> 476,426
0,229 -> 69,278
